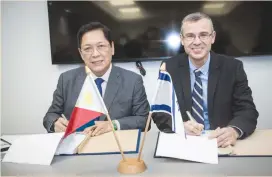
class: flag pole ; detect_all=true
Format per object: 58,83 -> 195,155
85,66 -> 126,161
106,113 -> 126,161
137,66 -> 165,161
77,133 -> 92,153
137,112 -> 152,161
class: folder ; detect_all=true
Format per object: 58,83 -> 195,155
154,129 -> 272,158
230,129 -> 272,157
55,129 -> 141,156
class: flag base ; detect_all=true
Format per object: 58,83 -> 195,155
117,158 -> 147,174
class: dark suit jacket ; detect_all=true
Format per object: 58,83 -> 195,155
43,65 -> 150,133
153,52 -> 258,139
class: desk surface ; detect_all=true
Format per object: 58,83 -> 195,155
1,131 -> 272,176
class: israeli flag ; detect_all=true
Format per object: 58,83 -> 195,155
151,71 -> 185,136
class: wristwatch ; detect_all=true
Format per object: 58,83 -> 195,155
112,121 -> 117,131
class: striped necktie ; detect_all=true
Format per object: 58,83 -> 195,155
191,69 -> 204,125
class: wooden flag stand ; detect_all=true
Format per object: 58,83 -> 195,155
118,64 -> 165,174
117,112 -> 152,174
117,158 -> 147,174
118,65 -> 165,174
81,66 -> 156,174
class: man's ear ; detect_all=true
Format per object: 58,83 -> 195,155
78,48 -> 83,59
180,34 -> 184,46
160,62 -> 166,71
211,31 -> 216,44
111,41 -> 115,56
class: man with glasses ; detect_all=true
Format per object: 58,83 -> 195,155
43,22 -> 150,136
153,12 -> 258,147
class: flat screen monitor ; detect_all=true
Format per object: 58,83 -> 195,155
47,1 -> 272,64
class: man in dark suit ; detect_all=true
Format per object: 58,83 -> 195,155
153,12 -> 258,147
43,22 -> 150,136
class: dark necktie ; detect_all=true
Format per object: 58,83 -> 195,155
95,78 -> 104,96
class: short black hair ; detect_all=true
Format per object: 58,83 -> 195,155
77,22 -> 112,48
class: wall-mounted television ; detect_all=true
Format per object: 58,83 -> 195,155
47,1 -> 272,64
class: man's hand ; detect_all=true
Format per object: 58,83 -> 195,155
209,127 -> 239,147
83,121 -> 112,136
184,120 -> 204,136
54,117 -> 69,132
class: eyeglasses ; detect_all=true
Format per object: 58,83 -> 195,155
182,32 -> 214,42
81,43 -> 110,55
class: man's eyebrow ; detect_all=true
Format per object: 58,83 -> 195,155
82,44 -> 92,47
82,42 -> 106,46
185,31 -> 210,35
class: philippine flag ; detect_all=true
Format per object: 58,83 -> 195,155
63,72 -> 108,138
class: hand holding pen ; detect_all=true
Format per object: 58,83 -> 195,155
53,114 -> 69,132
184,111 -> 204,136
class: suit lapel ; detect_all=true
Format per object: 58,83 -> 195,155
208,52 -> 221,124
103,66 -> 121,112
174,54 -> 192,112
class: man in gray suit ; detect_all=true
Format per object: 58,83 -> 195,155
43,22 -> 150,136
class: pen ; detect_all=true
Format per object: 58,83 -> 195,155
61,114 -> 68,120
186,111 -> 197,123
186,111 -> 204,133
1,138 -> 12,145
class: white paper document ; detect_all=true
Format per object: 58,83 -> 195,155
155,132 -> 218,164
55,132 -> 86,155
2,133 -> 64,165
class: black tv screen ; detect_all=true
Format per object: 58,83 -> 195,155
47,1 -> 272,64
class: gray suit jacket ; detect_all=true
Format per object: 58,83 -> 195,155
43,65 -> 150,132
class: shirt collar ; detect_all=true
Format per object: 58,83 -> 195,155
85,64 -> 112,83
188,53 -> 210,76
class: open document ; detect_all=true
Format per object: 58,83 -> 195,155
2,133 -> 64,165
2,129 -> 141,165
2,132 -> 87,165
154,132 -> 218,164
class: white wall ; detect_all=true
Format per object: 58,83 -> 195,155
1,1 -> 271,135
